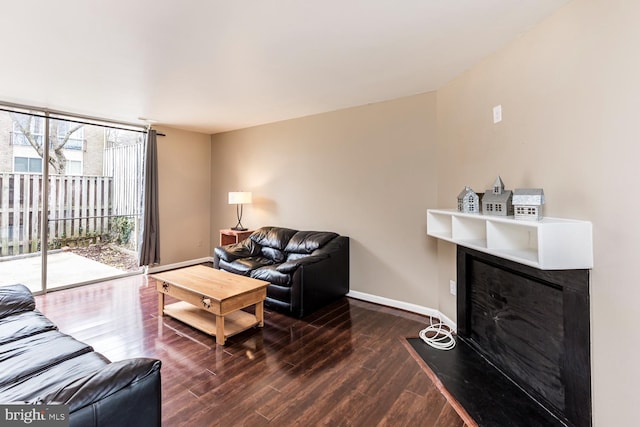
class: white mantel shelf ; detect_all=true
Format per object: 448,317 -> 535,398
427,209 -> 593,270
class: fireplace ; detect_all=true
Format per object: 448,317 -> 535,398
456,246 -> 591,427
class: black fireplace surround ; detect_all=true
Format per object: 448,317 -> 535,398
456,246 -> 591,427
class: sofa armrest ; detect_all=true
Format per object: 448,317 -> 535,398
0,284 -> 35,318
292,236 -> 349,317
276,254 -> 329,274
31,358 -> 161,425
214,239 -> 260,263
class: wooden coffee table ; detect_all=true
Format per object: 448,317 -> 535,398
152,265 -> 269,345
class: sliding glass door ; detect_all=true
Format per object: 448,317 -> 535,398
0,109 -> 44,292
0,106 -> 145,293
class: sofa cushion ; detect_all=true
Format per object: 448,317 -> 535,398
260,247 -> 286,263
250,265 -> 291,286
29,358 -> 161,413
250,227 -> 297,250
0,330 -> 93,387
285,231 -> 338,254
285,252 -> 307,262
214,239 -> 260,262
0,310 -> 57,346
0,284 -> 35,319
219,256 -> 274,275
0,351 -> 109,403
277,254 -> 330,274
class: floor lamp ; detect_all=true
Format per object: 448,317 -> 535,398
228,191 -> 252,231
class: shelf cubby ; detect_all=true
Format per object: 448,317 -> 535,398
426,209 -> 593,270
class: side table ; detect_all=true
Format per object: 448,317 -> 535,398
219,229 -> 254,246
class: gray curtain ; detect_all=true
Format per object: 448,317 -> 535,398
139,129 -> 160,266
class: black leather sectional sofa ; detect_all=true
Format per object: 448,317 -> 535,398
214,226 -> 349,318
0,284 -> 161,427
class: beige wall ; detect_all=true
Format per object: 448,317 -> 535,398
199,0 -> 638,424
155,125 -> 212,266
210,93 -> 441,310
437,0 -> 640,425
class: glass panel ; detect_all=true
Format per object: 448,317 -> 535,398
29,158 -> 43,173
0,108 -> 144,293
14,157 -> 28,172
65,160 -> 82,175
0,110 -> 43,292
45,119 -> 144,290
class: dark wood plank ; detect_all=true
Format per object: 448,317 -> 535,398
35,274 -> 469,427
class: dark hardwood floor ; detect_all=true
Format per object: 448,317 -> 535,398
35,274 -> 468,427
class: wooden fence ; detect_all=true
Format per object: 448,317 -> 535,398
103,143 -> 144,252
0,173 -> 113,256
0,143 -> 144,256
103,143 -> 144,217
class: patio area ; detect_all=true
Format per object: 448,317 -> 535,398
0,251 -> 142,292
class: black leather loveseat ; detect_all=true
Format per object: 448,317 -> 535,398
0,284 -> 161,427
214,226 -> 349,318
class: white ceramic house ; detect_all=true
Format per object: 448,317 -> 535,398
513,188 -> 545,220
482,176 -> 513,216
457,186 -> 480,214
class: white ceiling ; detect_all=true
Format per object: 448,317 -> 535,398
0,0 -> 570,134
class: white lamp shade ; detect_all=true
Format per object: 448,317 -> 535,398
228,191 -> 252,204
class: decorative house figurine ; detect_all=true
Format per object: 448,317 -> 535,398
457,186 -> 480,214
513,188 -> 545,220
482,176 -> 513,216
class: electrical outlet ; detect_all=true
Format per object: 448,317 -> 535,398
449,280 -> 457,296
493,105 -> 502,123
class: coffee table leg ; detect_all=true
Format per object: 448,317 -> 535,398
158,292 -> 165,316
256,301 -> 264,327
216,315 -> 225,345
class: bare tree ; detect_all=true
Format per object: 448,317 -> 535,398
10,113 -> 83,174
105,128 -> 144,147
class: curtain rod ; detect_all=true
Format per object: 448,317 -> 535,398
0,101 -> 165,136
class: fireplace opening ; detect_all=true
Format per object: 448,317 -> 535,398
456,246 -> 591,427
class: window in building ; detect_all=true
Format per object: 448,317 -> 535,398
65,160 -> 83,175
11,116 -> 45,146
54,120 -> 84,150
14,156 -> 43,173
12,114 -> 84,150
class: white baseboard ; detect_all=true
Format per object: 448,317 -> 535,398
146,257 -> 214,274
346,290 -> 457,332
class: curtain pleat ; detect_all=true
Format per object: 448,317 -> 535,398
139,129 -> 160,266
